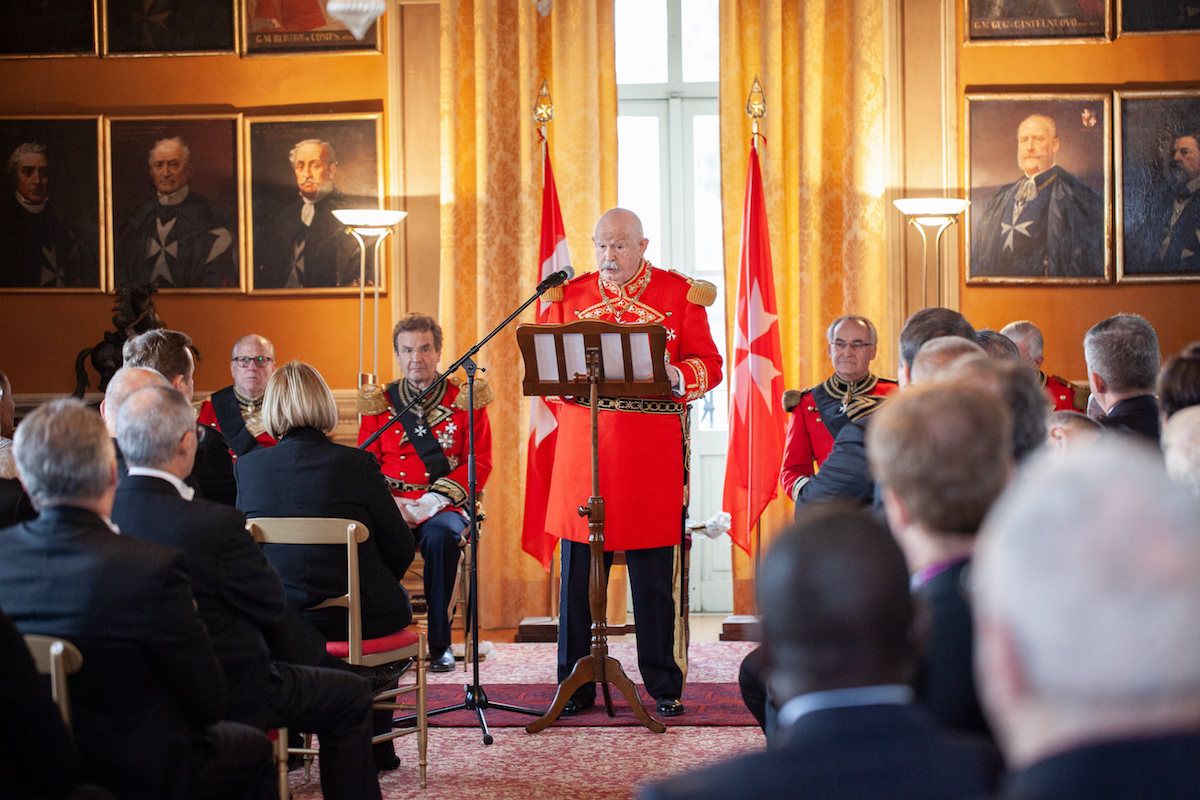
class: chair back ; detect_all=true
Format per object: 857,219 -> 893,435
247,517 -> 371,664
23,634 -> 84,730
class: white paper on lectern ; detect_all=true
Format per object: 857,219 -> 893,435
599,332 -> 653,381
562,334 -> 587,381
533,334 -> 560,382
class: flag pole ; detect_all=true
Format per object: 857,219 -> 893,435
747,76 -> 766,599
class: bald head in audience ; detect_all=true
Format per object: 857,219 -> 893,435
100,367 -> 171,437
1045,410 -> 1102,457
1164,406 -> 1200,499
1000,320 -> 1046,371
974,441 -> 1200,771
910,337 -> 986,385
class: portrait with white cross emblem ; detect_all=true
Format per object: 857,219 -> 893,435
966,94 -> 1111,284
107,115 -> 242,292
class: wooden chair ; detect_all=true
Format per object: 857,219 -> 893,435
23,634 -> 84,731
247,518 -> 428,789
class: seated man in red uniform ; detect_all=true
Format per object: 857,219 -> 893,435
197,333 -> 279,458
359,313 -> 492,672
546,207 -> 722,717
999,319 -> 1078,411
779,315 -> 898,503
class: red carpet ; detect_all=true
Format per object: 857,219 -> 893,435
420,682 -> 756,727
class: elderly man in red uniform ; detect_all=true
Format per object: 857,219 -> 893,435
546,207 -> 722,717
999,319 -> 1077,411
358,313 -> 492,672
779,315 -> 898,503
197,334 -> 279,458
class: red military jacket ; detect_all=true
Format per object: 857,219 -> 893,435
1042,371 -> 1078,412
358,377 -> 492,509
544,261 -> 723,550
196,386 -> 278,459
779,373 -> 899,500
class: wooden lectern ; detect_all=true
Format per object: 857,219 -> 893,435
517,321 -> 671,734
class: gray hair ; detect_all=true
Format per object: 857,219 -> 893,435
1000,320 -> 1044,361
288,139 -> 337,169
104,367 -> 169,420
122,329 -> 194,384
1083,314 -> 1160,395
116,386 -> 194,470
976,440 -> 1200,705
826,315 -> 879,346
976,329 -> 1021,361
13,398 -> 114,510
1164,406 -> 1200,500
148,137 -> 191,168
7,142 -> 47,178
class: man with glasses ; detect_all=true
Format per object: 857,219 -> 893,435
779,315 -> 898,503
358,313 -> 493,672
198,334 -> 279,458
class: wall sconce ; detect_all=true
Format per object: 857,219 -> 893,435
332,208 -> 407,386
893,197 -> 969,310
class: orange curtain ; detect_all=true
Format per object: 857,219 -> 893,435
439,0 -> 617,628
719,0 -> 887,612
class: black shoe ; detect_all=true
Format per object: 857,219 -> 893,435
347,658 -> 413,695
430,646 -> 456,673
560,696 -> 595,716
657,697 -> 685,717
374,742 -> 401,772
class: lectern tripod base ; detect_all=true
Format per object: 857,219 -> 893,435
526,650 -> 665,733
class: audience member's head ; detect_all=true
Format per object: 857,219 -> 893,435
910,336 -> 985,385
760,504 -> 916,701
1156,347 -> 1200,422
1000,320 -> 1046,371
939,356 -> 1050,463
1083,314 -> 1160,412
100,367 -> 171,436
1045,410 -> 1102,457
1163,406 -> 1200,500
262,361 -> 338,440
13,398 -> 116,512
0,369 -> 13,441
122,329 -> 197,401
976,329 -> 1022,361
974,441 -> 1200,769
868,383 -> 1012,551
230,334 -> 277,401
898,308 -> 977,387
825,315 -> 880,383
115,386 -> 198,476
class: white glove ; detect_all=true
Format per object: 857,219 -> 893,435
687,511 -> 732,540
398,492 -> 450,526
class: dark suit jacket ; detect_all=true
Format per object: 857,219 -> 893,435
996,732 -> 1200,799
112,475 -> 286,728
0,607 -> 80,800
0,506 -> 227,800
915,559 -> 992,741
639,702 -> 997,800
0,476 -> 36,528
115,423 -> 237,506
260,190 -> 360,289
795,416 -> 876,512
235,426 -> 416,640
1098,395 -> 1161,443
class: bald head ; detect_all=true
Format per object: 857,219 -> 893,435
101,367 -> 171,436
911,337 -> 986,385
592,207 -> 648,285
230,333 -> 277,399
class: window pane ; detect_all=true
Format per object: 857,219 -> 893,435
615,0 -> 668,84
681,0 -> 719,83
692,114 -> 726,430
617,115 -> 662,268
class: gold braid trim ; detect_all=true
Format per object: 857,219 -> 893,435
569,396 -> 686,415
686,279 -> 717,307
821,373 -> 889,422
430,477 -> 468,507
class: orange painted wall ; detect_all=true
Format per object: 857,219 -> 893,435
0,45 -> 395,395
959,25 -> 1200,379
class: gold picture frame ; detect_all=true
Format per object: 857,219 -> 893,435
101,0 -> 238,57
965,0 -> 1111,44
241,0 -> 383,56
0,0 -> 99,58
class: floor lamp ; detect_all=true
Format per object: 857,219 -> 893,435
332,208 -> 407,387
893,198 -> 969,311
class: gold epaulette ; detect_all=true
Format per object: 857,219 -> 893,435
667,269 -> 717,306
191,399 -> 205,421
357,383 -> 390,416
783,389 -> 804,413
543,285 -> 564,302
450,375 -> 494,409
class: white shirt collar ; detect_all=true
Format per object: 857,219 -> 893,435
775,684 -> 914,731
127,466 -> 196,501
15,190 -> 47,214
157,185 -> 190,207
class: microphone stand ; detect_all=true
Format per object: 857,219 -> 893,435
368,275 -> 567,744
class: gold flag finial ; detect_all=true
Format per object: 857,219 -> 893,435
746,76 -> 766,138
535,79 -> 555,125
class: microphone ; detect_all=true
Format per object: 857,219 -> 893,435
536,266 -> 574,292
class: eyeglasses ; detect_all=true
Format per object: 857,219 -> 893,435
830,340 -> 871,352
398,345 -> 437,357
232,356 -> 274,368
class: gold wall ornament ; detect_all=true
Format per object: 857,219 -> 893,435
534,79 -> 555,127
746,76 -> 767,137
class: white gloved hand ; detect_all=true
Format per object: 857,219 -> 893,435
398,492 -> 450,526
687,511 -> 732,540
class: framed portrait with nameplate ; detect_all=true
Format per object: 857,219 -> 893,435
242,0 -> 380,55
965,0 -> 1110,44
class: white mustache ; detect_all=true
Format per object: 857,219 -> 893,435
600,261 -> 619,271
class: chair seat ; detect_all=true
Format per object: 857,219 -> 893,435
325,627 -> 418,660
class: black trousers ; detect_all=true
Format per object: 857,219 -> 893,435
190,721 -> 275,800
414,510 -> 466,654
267,663 -> 380,800
557,540 -> 684,702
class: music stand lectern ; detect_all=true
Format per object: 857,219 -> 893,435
517,321 -> 672,735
